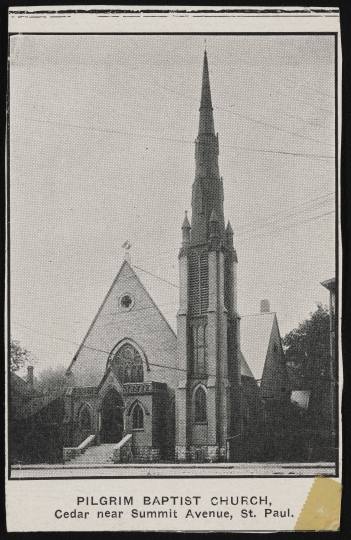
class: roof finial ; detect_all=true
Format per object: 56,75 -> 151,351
182,210 -> 191,230
122,240 -> 132,263
204,38 -> 207,52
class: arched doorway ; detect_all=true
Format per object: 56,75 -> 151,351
100,388 -> 124,444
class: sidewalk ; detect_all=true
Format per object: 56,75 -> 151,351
10,462 -> 336,478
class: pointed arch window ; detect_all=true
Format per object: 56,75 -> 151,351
79,405 -> 92,431
111,343 -> 144,384
194,387 -> 207,423
132,404 -> 144,430
192,324 -> 207,377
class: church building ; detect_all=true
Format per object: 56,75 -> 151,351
63,52 -> 289,464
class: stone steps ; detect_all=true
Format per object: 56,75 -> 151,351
70,444 -> 115,464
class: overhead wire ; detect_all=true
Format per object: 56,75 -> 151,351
235,192 -> 334,230
237,211 -> 335,241
28,116 -> 335,161
11,53 -> 336,384
25,59 -> 336,159
140,74 -> 335,146
10,321 -> 206,376
235,200 -> 335,237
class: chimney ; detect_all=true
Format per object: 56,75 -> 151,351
27,365 -> 34,389
260,299 -> 270,313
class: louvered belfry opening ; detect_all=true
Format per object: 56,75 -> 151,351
200,251 -> 209,312
189,249 -> 209,316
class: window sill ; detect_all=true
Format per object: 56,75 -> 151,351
132,428 -> 144,432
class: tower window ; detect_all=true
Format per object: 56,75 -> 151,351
194,387 -> 207,423
132,404 -> 144,430
192,324 -> 207,376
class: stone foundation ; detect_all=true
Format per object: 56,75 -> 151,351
175,445 -> 223,463
218,445 -> 227,461
175,445 -> 189,462
189,445 -> 220,463
132,446 -> 161,463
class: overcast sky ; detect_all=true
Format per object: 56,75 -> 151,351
9,34 -> 336,375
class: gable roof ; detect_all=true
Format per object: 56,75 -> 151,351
67,260 -> 178,387
10,371 -> 39,398
68,260 -> 177,375
132,264 -> 178,334
240,312 -> 276,382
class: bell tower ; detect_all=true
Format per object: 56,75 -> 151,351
175,51 -> 241,462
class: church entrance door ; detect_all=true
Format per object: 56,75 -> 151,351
100,388 -> 124,444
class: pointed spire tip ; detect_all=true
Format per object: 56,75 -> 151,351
226,221 -> 233,234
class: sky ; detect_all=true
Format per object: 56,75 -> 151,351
9,34 -> 336,375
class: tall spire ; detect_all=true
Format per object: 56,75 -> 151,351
191,51 -> 225,245
199,51 -> 215,135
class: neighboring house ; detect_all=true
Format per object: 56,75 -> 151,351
240,302 -> 294,461
240,301 -> 290,403
319,277 -> 337,460
9,367 -> 65,464
283,279 -> 337,462
10,366 -> 38,418
321,277 -> 336,362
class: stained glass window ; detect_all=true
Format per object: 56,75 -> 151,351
111,343 -> 144,384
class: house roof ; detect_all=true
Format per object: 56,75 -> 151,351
239,350 -> 255,379
10,371 -> 38,397
321,277 -> 336,293
240,312 -> 276,382
14,390 -> 65,420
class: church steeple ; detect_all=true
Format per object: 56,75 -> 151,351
176,50 -> 240,464
191,51 -> 225,245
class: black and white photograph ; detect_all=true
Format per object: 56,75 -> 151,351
6,6 -> 341,533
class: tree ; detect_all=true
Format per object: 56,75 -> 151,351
35,365 -> 70,395
10,340 -> 36,372
283,304 -> 331,384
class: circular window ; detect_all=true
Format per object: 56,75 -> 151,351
119,293 -> 134,310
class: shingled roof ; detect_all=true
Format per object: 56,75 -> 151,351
240,312 -> 277,383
